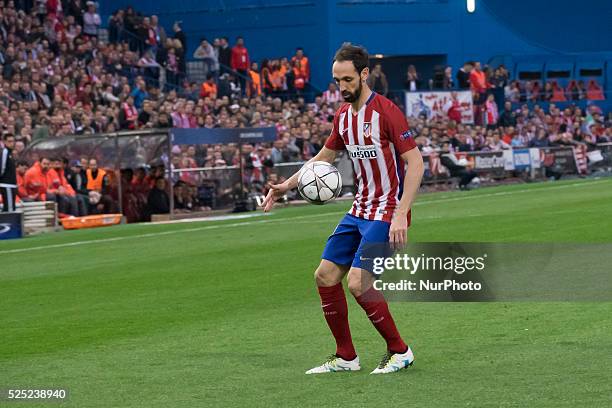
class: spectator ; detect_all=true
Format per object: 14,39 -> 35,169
247,62 -> 262,98
66,0 -> 86,26
66,159 -> 89,213
150,15 -> 166,50
193,38 -> 218,76
119,95 -> 139,130
138,100 -> 155,127
130,78 -> 149,109
217,37 -> 232,73
586,80 -> 605,101
442,66 -> 454,90
566,80 -> 579,101
86,158 -> 113,214
483,94 -> 499,129
164,43 -> 181,89
200,74 -> 217,98
456,62 -> 473,90
439,142 -> 477,190
24,156 -> 50,202
498,101 -> 517,127
529,129 -> 550,148
83,1 -> 101,37
0,133 -> 17,212
486,132 -> 510,151
147,177 -> 170,216
174,39 -> 187,84
47,157 -> 80,215
469,61 -> 487,101
291,48 -> 310,92
404,65 -> 421,91
173,21 -> 187,53
137,51 -> 161,88
230,37 -> 250,94
541,81 -> 553,101
15,160 -> 30,202
575,80 -> 587,100
490,67 -> 507,109
550,81 -> 566,102
505,81 -> 521,103
368,63 -> 388,96
322,82 -> 341,104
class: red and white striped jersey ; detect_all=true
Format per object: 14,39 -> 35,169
325,92 -> 417,223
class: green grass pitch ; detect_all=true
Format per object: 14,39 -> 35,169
1,178 -> 612,407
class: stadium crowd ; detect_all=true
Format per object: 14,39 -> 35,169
0,1 -> 610,219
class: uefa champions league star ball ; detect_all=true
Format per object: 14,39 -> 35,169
297,161 -> 342,204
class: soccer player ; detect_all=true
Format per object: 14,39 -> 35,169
262,43 -> 424,374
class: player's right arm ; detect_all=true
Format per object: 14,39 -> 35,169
262,108 -> 345,212
262,147 -> 337,212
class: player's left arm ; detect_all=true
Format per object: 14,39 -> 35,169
389,148 -> 424,247
386,105 -> 425,247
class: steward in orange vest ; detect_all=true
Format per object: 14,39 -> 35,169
248,62 -> 262,97
86,159 -> 107,192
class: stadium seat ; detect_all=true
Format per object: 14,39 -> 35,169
545,62 -> 573,88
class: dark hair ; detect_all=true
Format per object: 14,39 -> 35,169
2,133 -> 14,140
333,43 -> 369,74
16,159 -> 29,167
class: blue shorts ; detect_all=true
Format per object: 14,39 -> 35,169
321,213 -> 390,270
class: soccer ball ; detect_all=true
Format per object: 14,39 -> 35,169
297,161 -> 342,204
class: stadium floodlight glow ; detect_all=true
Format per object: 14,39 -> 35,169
466,0 -> 476,13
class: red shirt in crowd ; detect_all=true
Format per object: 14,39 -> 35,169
231,45 -> 250,71
469,69 -> 487,94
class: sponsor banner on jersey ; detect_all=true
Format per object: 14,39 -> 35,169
359,242 -> 612,302
345,144 -> 379,160
404,91 -> 474,124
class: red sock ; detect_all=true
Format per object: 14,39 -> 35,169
355,286 -> 407,354
317,283 -> 357,361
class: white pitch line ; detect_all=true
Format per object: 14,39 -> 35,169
0,179 -> 607,255
412,179 -> 608,206
0,211 -> 344,255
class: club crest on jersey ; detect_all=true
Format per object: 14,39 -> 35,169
401,129 -> 417,140
363,122 -> 372,139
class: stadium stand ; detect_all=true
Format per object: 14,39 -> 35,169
0,1 -> 610,224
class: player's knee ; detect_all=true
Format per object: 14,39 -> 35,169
314,262 -> 340,287
347,272 -> 363,297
